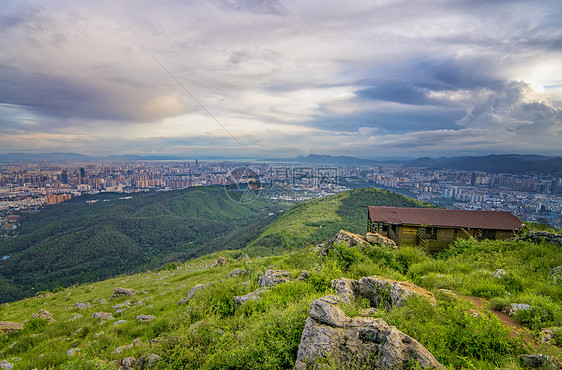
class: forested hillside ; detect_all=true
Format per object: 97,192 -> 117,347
0,187 -> 284,303
249,187 -> 433,253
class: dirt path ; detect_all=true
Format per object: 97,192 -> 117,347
462,296 -> 536,347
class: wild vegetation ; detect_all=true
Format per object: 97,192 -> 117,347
0,187 -> 284,303
0,224 -> 559,368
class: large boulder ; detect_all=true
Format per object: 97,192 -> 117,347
358,276 -> 436,310
294,296 -> 444,369
331,278 -> 357,303
365,232 -> 398,248
0,321 -> 24,335
258,269 -> 291,287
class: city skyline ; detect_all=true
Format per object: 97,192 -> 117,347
1,1 -> 561,158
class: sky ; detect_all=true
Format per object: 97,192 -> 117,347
0,0 -> 561,159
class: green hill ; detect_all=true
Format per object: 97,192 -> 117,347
0,187 -> 284,303
248,187 -> 433,252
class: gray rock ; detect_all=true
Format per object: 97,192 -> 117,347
92,312 -> 114,323
32,309 -> 55,322
296,270 -> 310,281
503,303 -> 532,316
513,231 -> 562,247
137,354 -> 162,369
540,327 -> 560,345
0,360 -> 13,369
69,314 -> 82,321
294,296 -> 445,369
550,265 -> 562,284
121,357 -> 136,370
234,288 -> 266,305
237,252 -> 250,261
358,275 -> 436,310
112,300 -> 132,310
211,256 -> 230,267
258,269 -> 291,287
111,287 -> 138,298
365,232 -> 398,248
114,320 -> 127,325
72,301 -> 92,309
66,348 -> 81,356
227,269 -> 248,278
493,269 -> 507,278
136,314 -> 155,323
178,283 -> 210,305
331,277 -> 357,302
520,354 -> 561,369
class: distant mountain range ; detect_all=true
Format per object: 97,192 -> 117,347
1,152 -> 560,175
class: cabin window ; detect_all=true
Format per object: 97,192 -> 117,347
418,227 -> 437,240
475,229 -> 495,241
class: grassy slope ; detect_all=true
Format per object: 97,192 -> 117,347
0,187 -> 284,302
1,232 -> 559,369
249,188 -> 432,252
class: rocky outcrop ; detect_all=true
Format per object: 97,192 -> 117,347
73,301 -> 92,309
112,288 -> 138,298
503,303 -> 531,316
32,309 -> 55,322
331,278 -> 357,303
92,312 -> 114,324
227,269 -> 248,278
358,276 -> 436,310
234,288 -> 266,305
365,232 -> 398,248
114,338 -> 143,354
178,283 -> 210,305
211,256 -> 230,267
294,295 -> 444,369
237,252 -> 250,261
258,269 -> 291,287
513,231 -> 562,246
0,321 -> 24,335
136,315 -> 155,323
540,327 -> 560,345
551,265 -> 562,285
519,354 -> 561,369
0,360 -> 13,369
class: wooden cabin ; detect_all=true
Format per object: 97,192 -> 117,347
367,206 -> 524,252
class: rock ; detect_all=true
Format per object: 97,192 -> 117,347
0,321 -> 24,335
112,300 -> 132,310
227,269 -> 248,278
234,288 -> 266,305
540,327 -> 560,345
73,301 -> 92,309
296,270 -> 310,281
32,309 -> 55,322
331,278 -> 357,302
178,283 -> 210,305
136,315 -> 155,323
258,269 -> 291,287
294,296 -> 445,369
114,320 -> 127,325
94,331 -> 104,338
113,338 -> 142,354
513,231 -> 562,247
121,357 -> 136,370
92,312 -> 114,323
438,289 -> 458,298
237,252 -> 250,261
503,303 -> 532,316
332,230 -> 371,248
365,232 -> 398,248
67,348 -> 81,356
358,276 -> 436,310
111,288 -> 137,298
0,360 -> 13,369
360,307 -> 378,316
550,265 -> 562,285
520,354 -> 561,369
492,269 -> 507,278
69,314 -> 82,321
211,256 -> 230,267
137,354 -> 161,369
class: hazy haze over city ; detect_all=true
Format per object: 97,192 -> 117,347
0,0 -> 561,159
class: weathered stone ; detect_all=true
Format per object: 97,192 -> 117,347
211,256 -> 230,267
296,270 -> 310,281
0,360 -> 13,369
331,277 -> 357,302
137,354 -> 162,369
113,338 -> 143,354
520,354 -> 561,369
112,300 -> 132,310
234,288 -> 266,305
365,232 -> 398,248
73,301 -> 92,309
67,348 -> 81,356
540,327 -> 560,345
121,357 -> 136,370
227,269 -> 248,278
503,303 -> 532,316
237,253 -> 250,261
492,269 -> 507,278
114,320 -> 127,325
92,312 -> 114,323
0,321 -> 24,335
178,283 -> 210,305
550,265 -> 562,285
258,269 -> 291,287
111,287 -> 137,298
294,297 -> 445,369
136,314 -> 155,323
358,275 -> 436,310
32,309 -> 55,322
513,231 -> 562,246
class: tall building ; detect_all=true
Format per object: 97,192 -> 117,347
61,169 -> 69,184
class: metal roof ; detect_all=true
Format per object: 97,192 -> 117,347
367,206 -> 523,230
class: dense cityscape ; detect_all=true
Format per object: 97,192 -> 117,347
1,159 -> 561,233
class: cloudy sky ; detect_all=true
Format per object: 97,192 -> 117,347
1,0 -> 561,159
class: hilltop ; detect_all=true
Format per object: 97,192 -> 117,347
0,187 -> 285,303
0,226 -> 560,368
